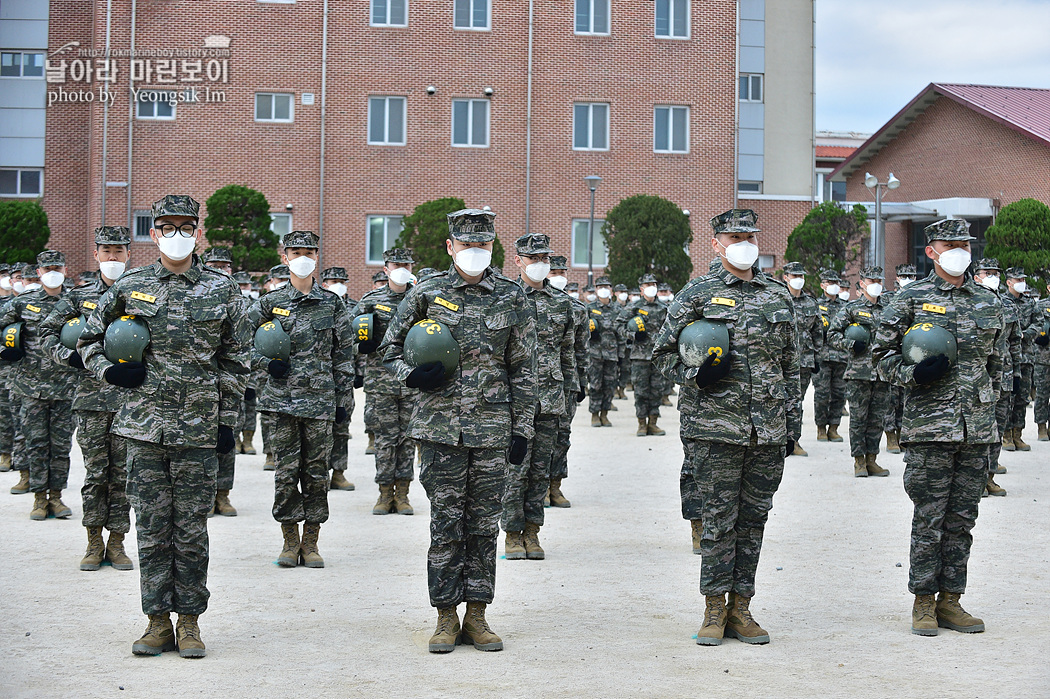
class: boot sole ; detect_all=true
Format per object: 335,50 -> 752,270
525,552 -> 545,560
988,490 -> 1007,497
550,502 -> 571,508
276,556 -> 299,567
178,647 -> 206,658
854,472 -> 868,478
303,560 -> 325,568
11,488 -> 30,494
396,509 -> 414,515
80,562 -> 102,571
460,634 -> 503,651
937,619 -> 985,633
218,511 -> 237,517
372,509 -> 394,515
867,472 -> 890,477
30,512 -> 47,520
132,640 -> 176,655
428,641 -> 459,653
110,562 -> 135,571
911,626 -> 938,636
505,552 -> 526,560
725,627 -> 770,645
695,635 -> 723,646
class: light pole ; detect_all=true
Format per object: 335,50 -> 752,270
584,175 -> 602,287
864,172 -> 901,269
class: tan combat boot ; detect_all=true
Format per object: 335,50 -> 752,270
661,395 -> 673,406
10,470 -> 30,494
544,489 -> 550,507
106,531 -> 134,570
792,441 -> 808,457
47,490 -> 72,519
428,606 -> 461,653
1002,429 -> 1017,452
885,431 -> 902,454
523,523 -> 545,560
985,474 -> 1007,496
132,613 -> 176,655
372,484 -> 395,515
504,531 -> 525,560
277,523 -> 300,567
690,520 -> 702,555
827,425 -> 844,442
816,425 -> 828,442
233,432 -> 242,454
936,592 -> 985,633
263,453 -> 275,470
866,454 -> 889,477
175,614 -> 206,658
365,432 -> 376,455
1014,427 -> 1031,451
240,430 -> 257,454
548,479 -> 571,508
599,410 -> 612,427
647,415 -> 666,436
30,491 -> 48,520
591,412 -> 601,427
80,527 -> 105,571
726,592 -> 770,644
394,480 -> 414,515
994,460 -> 1007,475
696,594 -> 728,646
0,452 -> 10,471
853,456 -> 868,478
300,522 -> 324,568
636,418 -> 648,436
460,602 -> 503,651
911,594 -> 938,636
330,470 -> 355,491
1039,423 -> 1049,442
214,490 -> 237,517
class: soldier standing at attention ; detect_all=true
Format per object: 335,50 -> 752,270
872,218 -> 1001,637
0,250 -> 78,521
1032,276 -> 1050,443
613,283 -> 631,401
233,271 -> 260,457
546,256 -> 586,508
79,195 -> 250,658
625,273 -> 668,437
259,264 -> 290,471
381,209 -> 536,654
782,262 -> 823,457
1003,267 -> 1035,451
3,265 -> 28,492
361,269 -> 389,457
0,264 -> 14,474
652,209 -> 800,647
253,231 -> 354,569
813,269 -> 847,443
352,248 -> 419,515
319,266 -> 357,492
587,276 -> 622,427
881,264 -> 918,454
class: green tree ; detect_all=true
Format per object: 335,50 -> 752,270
0,200 -> 50,264
784,201 -> 868,295
203,185 -> 279,272
602,194 -> 693,290
397,197 -> 505,271
984,198 -> 1050,290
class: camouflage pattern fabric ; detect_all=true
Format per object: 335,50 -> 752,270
371,393 -> 415,484
991,388 -> 1012,472
1035,364 -> 1050,425
1007,291 -> 1036,429
679,438 -> 703,521
624,295 -> 668,419
363,392 -> 377,434
271,414 -> 332,524
799,367 -> 813,407
551,392 -> 578,481
813,361 -> 846,427
502,413 -> 559,532
550,292 -> 589,481
20,396 -> 74,492
1010,363 -> 1033,429
151,194 -> 200,220
0,385 -> 12,454
330,417 -> 351,474
844,380 -> 892,457
240,390 -> 257,432
77,410 -> 129,532
10,394 -> 25,472
817,295 -> 848,362
885,384 -> 904,432
216,445 -> 235,492
630,361 -> 662,419
789,292 -> 824,370
352,285 -> 418,397
588,359 -> 618,414
0,288 -> 79,401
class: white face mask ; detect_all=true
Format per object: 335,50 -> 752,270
934,248 -> 971,277
274,280 -> 287,289
250,290 -> 260,300
24,282 -> 41,291
12,281 -> 25,294
40,271 -> 65,289
865,283 -> 883,298
241,289 -> 252,298
825,284 -> 841,297
596,287 -> 612,300
719,239 -> 760,271
585,293 -> 596,302
1013,280 -> 1028,294
327,282 -> 348,297
568,291 -> 579,299
524,262 -> 551,283
387,267 -> 414,286
838,291 -> 850,301
548,275 -> 567,290
157,233 -> 197,261
98,261 -> 126,281
658,295 -> 670,303
0,276 -> 10,291
616,292 -> 628,302
453,247 -> 492,276
287,256 -> 317,279
898,278 -> 913,288
788,277 -> 805,291
980,275 -> 1000,291
642,286 -> 658,298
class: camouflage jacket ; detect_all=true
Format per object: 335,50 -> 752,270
827,295 -> 883,381
520,279 -> 575,416
1030,297 -> 1050,366
79,257 -> 251,447
1006,292 -> 1036,364
652,263 -> 801,446
872,271 -> 1003,445
787,291 -> 823,369
352,285 -> 418,397
817,295 -> 848,363
0,288 -> 78,400
995,291 -> 1021,381
380,264 -> 537,448
623,297 -> 667,361
252,281 -> 355,421
586,299 -> 624,362
565,293 -> 589,393
0,295 -> 18,381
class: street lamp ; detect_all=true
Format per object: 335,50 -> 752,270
584,175 -> 602,287
864,172 -> 901,269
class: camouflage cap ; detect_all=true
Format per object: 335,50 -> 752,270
594,275 -> 612,287
860,265 -> 885,281
382,247 -> 415,264
0,264 -> 9,275
203,246 -> 233,264
1006,266 -> 1027,279
22,264 -> 39,280
283,230 -> 320,249
973,258 -> 1000,272
924,218 -> 975,243
94,225 -> 131,246
710,208 -> 760,235
416,267 -> 439,281
549,255 -> 568,271
80,270 -> 99,282
783,261 -> 806,275
151,194 -> 200,221
37,249 -> 65,267
566,282 -> 579,291
638,273 -> 658,285
321,266 -> 349,281
372,270 -> 389,283
233,271 -> 252,284
514,233 -> 554,256
895,264 -> 917,276
269,264 -> 290,280
447,208 -> 496,243
819,269 -> 842,282
583,285 -> 596,292
658,282 -> 673,292
613,283 -> 628,293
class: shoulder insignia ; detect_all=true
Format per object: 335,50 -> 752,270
637,309 -> 648,315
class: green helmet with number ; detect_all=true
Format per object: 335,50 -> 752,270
104,315 -> 151,364
404,318 -> 460,376
628,314 -> 647,333
677,319 -> 730,368
2,322 -> 24,352
255,319 -> 291,362
352,313 -> 374,343
844,323 -> 871,345
60,315 -> 86,350
902,322 -> 957,365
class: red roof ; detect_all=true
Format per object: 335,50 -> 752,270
815,145 -> 856,159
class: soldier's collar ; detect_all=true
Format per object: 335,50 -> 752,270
930,271 -> 974,294
714,262 -> 766,287
287,280 -> 324,301
153,255 -> 202,283
449,264 -> 496,291
518,276 -> 553,296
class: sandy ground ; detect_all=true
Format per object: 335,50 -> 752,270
2,387 -> 1049,698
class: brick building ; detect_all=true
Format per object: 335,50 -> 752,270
3,0 -> 817,296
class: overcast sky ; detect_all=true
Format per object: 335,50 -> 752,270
815,0 -> 1050,134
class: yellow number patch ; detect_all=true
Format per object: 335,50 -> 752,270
375,304 -> 393,313
709,346 -> 725,365
261,321 -> 277,331
25,304 -> 41,313
857,311 -> 872,318
921,303 -> 946,314
272,307 -> 290,317
819,305 -> 829,312
905,322 -> 936,335
638,309 -> 649,316
712,297 -> 736,307
591,309 -> 602,315
82,301 -> 97,311
130,291 -> 156,303
416,319 -> 444,335
434,297 -> 459,312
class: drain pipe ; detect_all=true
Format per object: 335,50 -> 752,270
127,0 -> 136,229
318,0 -> 329,270
100,0 -> 112,224
524,0 -> 534,234
811,0 -> 817,208
732,1 -> 740,209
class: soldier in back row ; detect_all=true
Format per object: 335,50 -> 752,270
587,276 -> 625,427
1003,267 -> 1034,451
814,269 -> 847,443
624,273 -> 668,437
781,261 -> 823,456
321,265 -> 358,492
546,255 -> 586,508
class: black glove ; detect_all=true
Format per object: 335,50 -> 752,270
590,329 -> 601,343
353,375 -> 364,389
267,359 -> 290,379
358,339 -> 380,355
785,439 -> 795,455
104,361 -> 146,388
913,354 -> 950,385
634,330 -> 648,342
244,387 -> 256,401
1013,376 -> 1021,393
406,361 -> 445,391
695,352 -> 731,389
851,340 -> 868,356
1037,334 -> 1050,347
216,425 -> 235,454
812,360 -> 821,374
509,435 -> 528,466
576,390 -> 586,403
0,347 -> 24,361
67,352 -> 85,369
335,406 -> 348,424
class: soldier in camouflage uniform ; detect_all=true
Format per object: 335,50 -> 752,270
1032,276 -> 1050,444
547,256 -> 586,508
872,218 -> 1000,637
782,262 -> 823,457
79,195 -> 250,658
252,231 -> 355,569
0,250 -> 78,521
653,209 -> 801,647
319,266 -> 357,492
624,273 -> 668,436
381,209 -> 537,653
880,264 -> 918,454
260,264 -> 291,470
233,271 -> 260,456
361,269 -> 389,456
565,281 -> 580,301
1003,267 -> 1035,451
353,249 -> 421,514
3,266 -> 29,492
828,266 -> 892,478
0,264 -> 15,474
613,283 -> 631,400
587,276 -> 623,426
813,269 -> 847,442
39,226 -> 134,570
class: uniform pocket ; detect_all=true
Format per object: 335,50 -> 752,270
191,301 -> 225,349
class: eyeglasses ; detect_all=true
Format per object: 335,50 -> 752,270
156,223 -> 197,238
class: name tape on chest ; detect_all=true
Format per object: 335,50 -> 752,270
819,305 -> 829,311
130,291 -> 156,304
711,297 -> 736,307
272,307 -> 291,317
82,301 -> 97,311
591,309 -> 602,315
921,303 -> 946,314
637,309 -> 648,315
857,311 -> 872,318
25,304 -> 41,313
375,304 -> 394,313
434,297 -> 459,312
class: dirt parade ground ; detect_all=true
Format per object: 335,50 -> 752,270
2,387 -> 1048,698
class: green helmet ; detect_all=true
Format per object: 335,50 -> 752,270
404,318 -> 460,376
902,322 -> 957,365
255,320 -> 291,362
352,313 -> 374,343
60,315 -> 86,350
628,315 -> 647,333
844,323 -> 871,345
2,322 -> 24,352
678,319 -> 730,368
104,315 -> 151,363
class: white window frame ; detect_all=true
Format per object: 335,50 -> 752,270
367,96 -> 407,146
653,105 -> 689,154
0,168 -> 43,197
654,0 -> 690,39
573,102 -> 610,151
453,0 -> 490,30
133,210 -> 153,241
270,213 -> 293,239
371,0 -> 408,26
255,92 -> 295,123
451,99 -> 490,148
739,73 -> 763,103
571,218 -> 608,269
366,215 -> 404,265
574,0 -> 610,35
0,51 -> 45,79
757,254 -> 775,272
737,181 -> 762,194
135,90 -> 177,120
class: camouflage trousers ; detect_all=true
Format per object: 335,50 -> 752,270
270,413 -> 332,524
631,360 -> 662,420
1032,363 -> 1050,425
798,367 -> 813,431
502,413 -> 559,532
618,355 -> 631,389
679,437 -> 704,521
903,442 -> 988,595
260,411 -> 275,455
551,391 -> 578,480
364,391 -> 377,435
77,410 -> 129,533
0,384 -> 12,454
588,358 -> 618,414
813,360 -> 847,427
418,440 -> 503,608
372,392 -> 415,484
682,438 -> 785,596
240,390 -> 257,433
990,389 -> 1013,473
885,384 -> 904,433
845,380 -> 892,457
330,415 -> 350,473
217,448 -> 235,492
10,392 -> 25,471
1010,363 -> 1032,429
21,396 -> 73,493
125,438 -> 217,616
